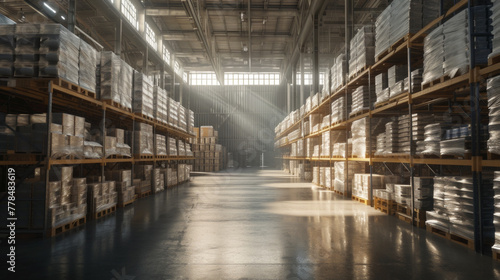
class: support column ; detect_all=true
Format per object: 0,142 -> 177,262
287,83 -> 291,114
143,47 -> 149,74
312,14 -> 319,95
300,52 -> 305,105
68,0 -> 76,33
292,65 -> 297,110
345,0 -> 353,66
115,18 -> 122,56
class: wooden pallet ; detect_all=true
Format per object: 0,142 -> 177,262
487,152 -> 500,160
135,113 -> 155,122
137,190 -> 152,198
118,198 -> 135,208
0,152 -> 45,162
134,154 -> 154,159
488,54 -> 500,66
492,248 -> 500,261
374,197 -> 396,215
47,216 -> 86,237
12,77 -> 97,99
396,209 -> 426,228
426,225 -> 474,250
375,34 -> 411,62
349,65 -> 369,79
102,99 -> 132,112
106,154 -> 129,159
350,154 -> 371,159
440,153 -> 471,160
352,195 -> 371,206
156,155 -> 169,160
349,108 -> 370,118
94,205 -> 117,220
421,75 -> 452,90
374,93 -> 407,109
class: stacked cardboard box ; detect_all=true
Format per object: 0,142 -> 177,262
48,166 -> 88,227
99,51 -> 133,109
193,126 -> 227,172
105,170 -> 135,206
134,165 -> 153,194
133,72 -> 154,119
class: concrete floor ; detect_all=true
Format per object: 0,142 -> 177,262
2,168 -> 500,279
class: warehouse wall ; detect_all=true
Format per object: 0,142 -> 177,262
187,84 -> 287,168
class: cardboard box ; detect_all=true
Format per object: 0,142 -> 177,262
200,126 -> 213,137
193,127 -> 199,138
52,113 -> 75,136
74,116 -> 85,137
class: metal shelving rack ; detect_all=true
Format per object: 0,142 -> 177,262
275,0 -> 500,254
0,77 -> 195,236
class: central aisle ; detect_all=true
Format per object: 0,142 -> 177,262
5,168 -> 500,279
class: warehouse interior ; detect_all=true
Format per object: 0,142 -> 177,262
1,0 -> 500,279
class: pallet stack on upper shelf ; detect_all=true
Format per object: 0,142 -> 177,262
275,0 -> 500,255
0,23 -> 196,237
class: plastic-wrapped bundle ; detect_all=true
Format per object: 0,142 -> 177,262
312,144 -> 321,157
14,24 -> 40,77
319,167 -> 326,186
153,86 -> 168,124
488,76 -> 500,108
120,60 -> 133,109
394,184 -> 411,205
99,51 -> 121,103
351,117 -> 387,158
78,39 -> 97,92
168,97 -> 179,127
375,5 -> 391,59
178,140 -> 186,156
350,85 -> 375,115
178,105 -> 187,132
312,166 -> 320,185
38,24 -> 80,84
0,25 -> 15,76
288,128 -> 301,141
132,123 -> 153,155
325,167 -> 332,189
153,169 -> 164,193
303,120 -> 310,136
167,137 -> 178,156
404,69 -> 423,93
83,141 -> 102,158
321,131 -> 331,157
353,173 -> 385,199
397,114 -> 433,154
187,109 -> 195,133
349,25 -> 375,78
155,134 -> 167,156
321,115 -> 330,129
490,0 -> 500,59
306,138 -> 319,158
489,105 -> 500,155
443,10 -> 469,79
422,25 -> 444,85
440,137 -> 468,157
133,72 -> 154,119
330,96 -> 350,124
331,54 -> 347,92
388,65 -> 406,90
384,121 -> 398,155
375,72 -> 388,105
421,123 -> 442,156
296,139 -> 305,157
309,114 -> 321,133
375,133 -> 386,156
390,0 -> 423,47
185,142 -> 194,157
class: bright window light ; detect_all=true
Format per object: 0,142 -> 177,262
145,23 -> 157,51
121,0 -> 138,30
163,45 -> 171,65
296,72 -> 325,85
44,2 -> 57,14
61,15 -> 65,20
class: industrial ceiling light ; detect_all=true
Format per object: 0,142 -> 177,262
240,12 -> 245,22
263,17 -> 267,25
43,2 -> 57,14
243,44 -> 248,52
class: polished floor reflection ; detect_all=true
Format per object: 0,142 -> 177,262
2,168 -> 500,279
